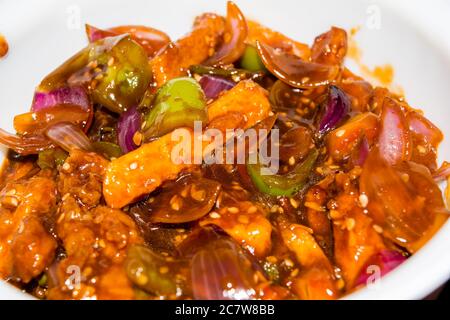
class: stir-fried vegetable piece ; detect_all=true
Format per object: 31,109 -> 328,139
340,68 -> 373,112
117,106 -> 142,153
239,45 -> 266,72
37,148 -> 68,169
31,86 -> 91,112
190,64 -> 264,82
326,112 -> 379,162
148,177 -> 221,223
200,201 -> 272,257
92,141 -> 122,159
360,149 -> 449,253
355,250 -> 407,287
207,80 -> 271,128
407,110 -> 443,171
199,75 -> 235,101
304,186 -> 333,257
310,27 -> 347,66
45,122 -> 93,153
246,20 -> 310,60
205,1 -> 247,66
350,135 -> 370,167
191,237 -> 266,300
0,129 -> 52,155
39,35 -> 151,114
89,36 -> 152,114
247,148 -> 319,197
280,222 -> 338,300
279,126 -> 314,164
14,105 -> 91,136
85,24 -> 170,57
125,245 -> 190,297
256,41 -> 340,88
143,77 -> 208,138
378,97 -> 412,165
317,85 -> 350,134
150,13 -> 225,87
333,206 -> 387,288
103,128 -> 194,208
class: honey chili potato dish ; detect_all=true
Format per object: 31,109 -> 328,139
0,2 -> 449,300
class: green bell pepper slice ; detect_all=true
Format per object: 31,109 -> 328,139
247,148 -> 319,197
143,77 -> 207,138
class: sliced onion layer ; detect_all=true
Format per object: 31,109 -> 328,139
355,250 -> 407,287
148,177 -> 221,224
85,24 -> 170,57
45,122 -> 93,153
191,238 -> 260,300
117,106 -> 142,153
199,75 -> 235,100
318,85 -> 350,134
378,98 -> 411,165
31,86 -> 90,112
205,1 -> 248,66
351,135 -> 370,167
256,41 -> 339,89
0,129 -> 52,155
14,105 -> 91,136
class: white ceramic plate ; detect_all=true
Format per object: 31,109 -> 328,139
0,0 -> 449,300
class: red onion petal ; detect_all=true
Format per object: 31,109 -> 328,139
378,98 -> 411,165
433,162 -> 450,182
355,250 -> 407,287
204,1 -> 247,66
32,86 -> 90,112
191,239 -> 257,300
351,135 -> 370,167
319,85 -> 350,134
85,24 -> 170,58
45,122 -> 93,152
256,41 -> 340,89
199,75 -> 235,101
0,129 -> 52,155
117,106 -> 142,153
85,24 -> 116,42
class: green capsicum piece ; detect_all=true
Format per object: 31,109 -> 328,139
239,45 -> 266,72
142,77 -> 207,138
189,64 -> 265,82
37,148 -> 68,169
92,141 -> 122,159
39,35 -> 152,114
247,148 -> 319,197
125,245 -> 190,296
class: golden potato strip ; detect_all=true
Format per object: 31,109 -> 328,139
207,79 -> 271,128
246,20 -> 310,60
150,13 -> 225,87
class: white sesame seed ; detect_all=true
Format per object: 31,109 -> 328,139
346,218 -> 356,231
227,207 -> 239,214
336,129 -> 346,137
289,198 -> 299,209
288,156 -> 296,166
209,212 -> 221,219
129,162 -> 138,170
373,224 -> 383,233
359,194 -> 369,208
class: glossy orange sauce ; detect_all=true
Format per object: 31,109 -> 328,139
347,27 -> 402,95
0,34 -> 8,58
